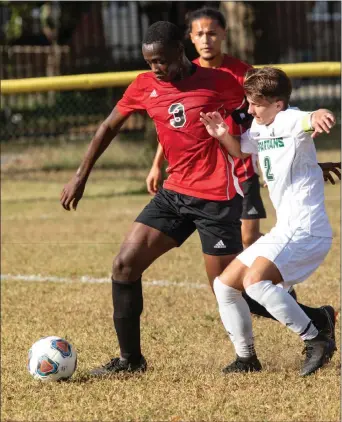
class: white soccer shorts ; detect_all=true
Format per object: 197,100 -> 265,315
237,227 -> 332,290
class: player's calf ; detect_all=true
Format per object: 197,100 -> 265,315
320,305 -> 337,343
89,277 -> 145,377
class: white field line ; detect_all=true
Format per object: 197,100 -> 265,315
0,274 -> 208,289
0,273 -> 320,290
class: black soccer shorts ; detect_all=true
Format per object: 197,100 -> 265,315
135,188 -> 243,256
240,174 -> 267,220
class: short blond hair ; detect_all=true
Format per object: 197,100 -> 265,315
244,67 -> 292,109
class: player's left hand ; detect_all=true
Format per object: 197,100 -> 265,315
200,111 -> 229,141
311,109 -> 336,138
318,162 -> 341,185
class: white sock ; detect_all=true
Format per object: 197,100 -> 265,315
246,280 -> 318,340
213,277 -> 256,358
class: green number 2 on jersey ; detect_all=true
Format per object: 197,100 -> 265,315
264,156 -> 275,181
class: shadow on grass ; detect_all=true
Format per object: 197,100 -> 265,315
72,369 -> 150,384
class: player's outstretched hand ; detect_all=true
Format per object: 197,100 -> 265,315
311,109 -> 336,138
200,111 -> 229,141
146,165 -> 162,195
60,175 -> 86,211
318,162 -> 341,185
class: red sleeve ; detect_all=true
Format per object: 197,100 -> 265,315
116,76 -> 146,116
219,73 -> 246,116
234,62 -> 253,87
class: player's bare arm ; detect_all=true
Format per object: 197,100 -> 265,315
306,109 -> 338,184
310,109 -> 336,138
200,111 -> 249,159
60,107 -> 128,211
146,143 -> 164,195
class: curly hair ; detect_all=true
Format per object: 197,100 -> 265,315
143,21 -> 183,49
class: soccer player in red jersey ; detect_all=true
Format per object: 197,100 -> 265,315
146,7 -> 266,250
61,21 -> 337,375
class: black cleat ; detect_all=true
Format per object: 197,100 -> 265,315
89,355 -> 147,376
300,333 -> 335,377
320,305 -> 337,343
222,355 -> 262,374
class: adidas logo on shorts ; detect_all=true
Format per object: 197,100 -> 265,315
214,240 -> 226,249
247,206 -> 258,215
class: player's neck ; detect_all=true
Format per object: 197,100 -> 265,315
199,53 -> 224,69
176,58 -> 196,81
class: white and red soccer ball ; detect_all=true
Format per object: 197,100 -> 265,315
28,336 -> 77,381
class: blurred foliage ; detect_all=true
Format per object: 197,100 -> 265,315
1,1 -> 91,45
1,2 -> 36,42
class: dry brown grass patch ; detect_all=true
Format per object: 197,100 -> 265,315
1,141 -> 340,421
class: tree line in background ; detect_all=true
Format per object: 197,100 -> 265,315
1,1 -> 341,78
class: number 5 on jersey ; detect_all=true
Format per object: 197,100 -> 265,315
169,103 -> 186,128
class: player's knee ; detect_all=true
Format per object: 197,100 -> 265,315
242,270 -> 262,290
112,251 -> 141,282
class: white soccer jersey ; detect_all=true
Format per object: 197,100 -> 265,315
240,108 -> 332,238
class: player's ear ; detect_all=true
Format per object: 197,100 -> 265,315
219,28 -> 228,41
189,30 -> 195,44
276,100 -> 283,111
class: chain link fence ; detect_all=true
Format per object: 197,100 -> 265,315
1,1 -> 341,142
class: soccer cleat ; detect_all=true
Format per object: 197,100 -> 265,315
320,305 -> 337,344
299,333 -> 336,377
222,355 -> 262,374
89,355 -> 147,376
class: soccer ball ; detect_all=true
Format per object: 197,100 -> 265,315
28,336 -> 77,381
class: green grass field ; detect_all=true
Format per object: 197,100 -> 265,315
1,136 -> 340,421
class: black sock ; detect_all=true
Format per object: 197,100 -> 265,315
296,304 -> 326,331
112,278 -> 143,364
243,292 -> 276,320
243,291 -> 327,330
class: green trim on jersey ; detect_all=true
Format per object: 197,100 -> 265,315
302,113 -> 314,133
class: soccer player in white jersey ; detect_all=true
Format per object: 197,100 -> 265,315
200,66 -> 337,376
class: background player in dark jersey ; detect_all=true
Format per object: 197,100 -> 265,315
61,21 -> 336,376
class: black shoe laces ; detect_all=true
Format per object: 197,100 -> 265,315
103,358 -> 122,369
302,343 -> 313,359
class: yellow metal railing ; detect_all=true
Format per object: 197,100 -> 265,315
1,62 -> 340,95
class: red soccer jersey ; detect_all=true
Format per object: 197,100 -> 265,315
193,55 -> 257,184
117,66 -> 245,201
